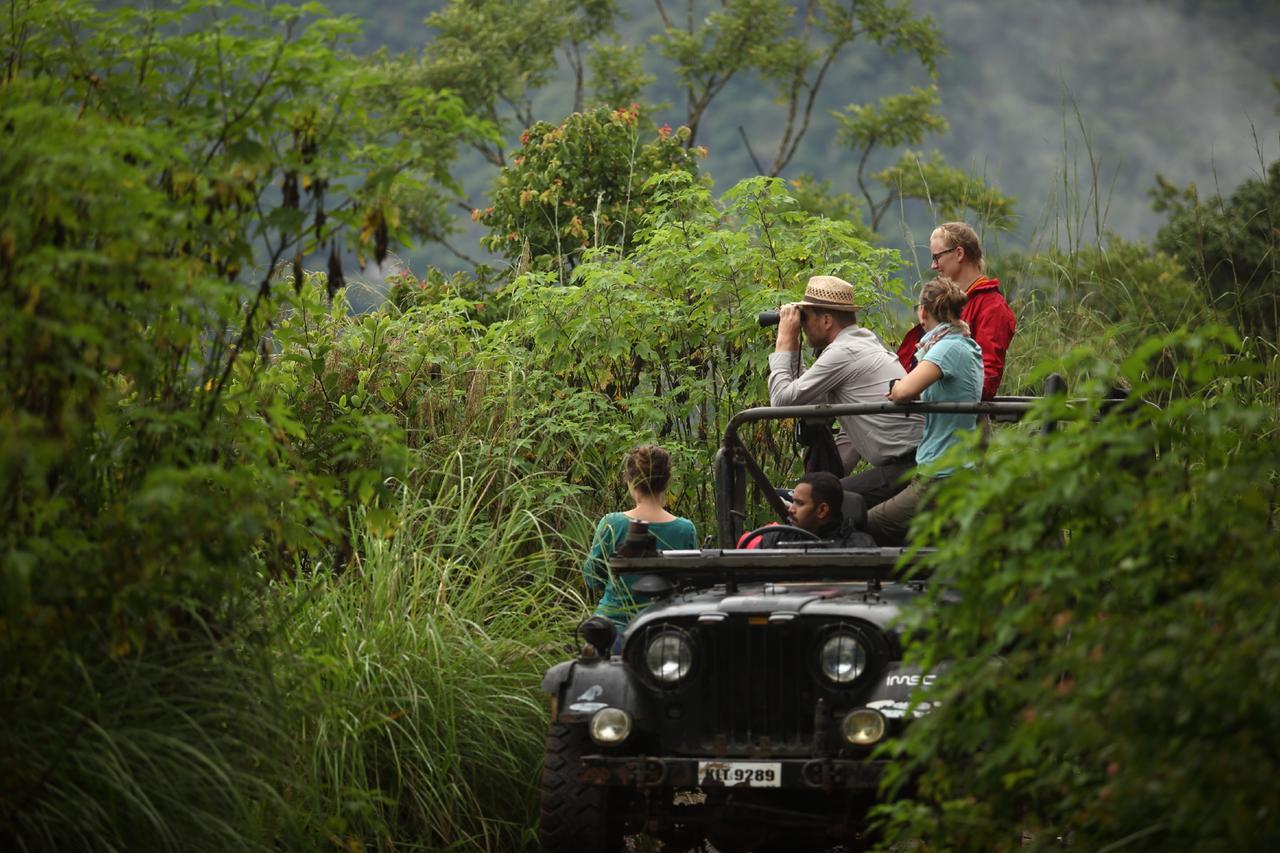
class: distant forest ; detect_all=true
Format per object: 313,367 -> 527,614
320,0 -> 1280,274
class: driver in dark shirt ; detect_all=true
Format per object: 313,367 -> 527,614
740,472 -> 876,548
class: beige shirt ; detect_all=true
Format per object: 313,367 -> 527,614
768,324 -> 923,467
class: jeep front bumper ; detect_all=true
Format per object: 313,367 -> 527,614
580,755 -> 887,790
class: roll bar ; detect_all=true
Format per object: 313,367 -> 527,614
712,377 -> 1067,547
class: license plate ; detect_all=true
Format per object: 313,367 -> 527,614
697,760 -> 782,787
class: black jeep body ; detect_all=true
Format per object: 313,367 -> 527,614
538,397 -> 1041,852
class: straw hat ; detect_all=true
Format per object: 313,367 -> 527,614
795,275 -> 860,312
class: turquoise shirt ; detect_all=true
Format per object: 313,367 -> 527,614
583,512 -> 698,630
917,327 -> 984,474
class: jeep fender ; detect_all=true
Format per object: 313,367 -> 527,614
542,658 -> 657,727
864,662 -> 945,720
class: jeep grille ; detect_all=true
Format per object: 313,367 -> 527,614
699,619 -> 813,751
631,617 -> 889,755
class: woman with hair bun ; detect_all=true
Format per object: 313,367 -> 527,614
869,278 -> 983,545
582,445 -> 697,640
896,222 -> 1016,400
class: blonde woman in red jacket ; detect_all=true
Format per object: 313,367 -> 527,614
896,222 -> 1016,400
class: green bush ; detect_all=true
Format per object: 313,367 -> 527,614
1,2 -> 481,847
999,238 -> 1215,396
480,106 -> 704,276
492,173 -> 907,523
1153,160 -> 1280,342
360,174 -> 906,529
874,327 -> 1280,851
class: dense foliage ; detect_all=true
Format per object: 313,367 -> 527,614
3,2 -> 1278,852
1153,160 -> 1280,342
875,329 -> 1280,850
410,173 -> 903,524
0,1 -> 493,848
0,0 -> 483,641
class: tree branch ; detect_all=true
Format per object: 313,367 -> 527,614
439,236 -> 480,266
738,126 -> 766,175
566,41 -> 585,113
769,1 -> 858,176
856,138 -> 878,224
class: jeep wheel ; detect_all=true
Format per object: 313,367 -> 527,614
539,722 -> 623,853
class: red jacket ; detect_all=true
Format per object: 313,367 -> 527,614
895,277 -> 1016,401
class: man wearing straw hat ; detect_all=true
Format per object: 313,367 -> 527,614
768,275 -> 923,510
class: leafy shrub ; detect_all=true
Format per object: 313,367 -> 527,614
874,328 -> 1280,851
1,2 -> 481,846
998,238 -> 1214,396
0,0 -> 476,649
356,174 -> 907,530
1153,160 -> 1280,341
480,106 -> 704,276
493,173 -> 907,523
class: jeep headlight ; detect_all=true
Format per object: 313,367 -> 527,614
589,708 -> 632,745
820,633 -> 867,683
842,708 -> 886,746
645,630 -> 693,684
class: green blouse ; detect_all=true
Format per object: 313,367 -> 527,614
582,512 -> 698,630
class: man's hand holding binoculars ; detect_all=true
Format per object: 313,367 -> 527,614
774,303 -> 803,353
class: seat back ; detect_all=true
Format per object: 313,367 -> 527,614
841,490 -> 869,530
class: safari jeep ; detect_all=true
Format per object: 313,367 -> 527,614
538,394 -> 1045,852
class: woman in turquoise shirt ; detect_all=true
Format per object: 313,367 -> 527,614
582,445 -> 697,640
868,277 -> 984,545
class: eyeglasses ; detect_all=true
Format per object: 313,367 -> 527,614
930,246 -> 959,264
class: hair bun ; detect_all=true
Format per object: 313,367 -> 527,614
624,444 -> 672,496
919,276 -> 969,325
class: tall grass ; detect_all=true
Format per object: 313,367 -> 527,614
3,449 -> 596,853
273,453 -> 591,851
1,634 -> 290,852
986,108 -> 1279,415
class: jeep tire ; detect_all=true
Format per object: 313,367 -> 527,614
538,722 -> 622,853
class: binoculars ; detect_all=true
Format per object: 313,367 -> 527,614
758,309 -> 804,327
